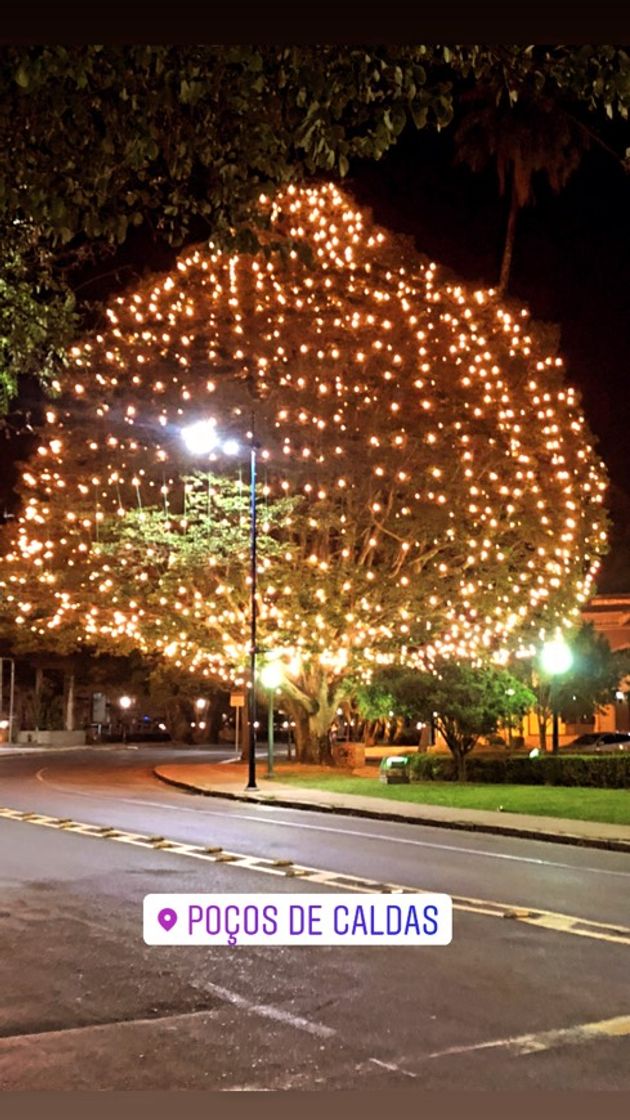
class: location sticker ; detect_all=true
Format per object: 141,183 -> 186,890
157,907 -> 178,932
144,893 -> 452,946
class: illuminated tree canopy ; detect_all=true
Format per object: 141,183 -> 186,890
0,183 -> 609,759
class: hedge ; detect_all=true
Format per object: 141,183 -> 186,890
408,752 -> 630,788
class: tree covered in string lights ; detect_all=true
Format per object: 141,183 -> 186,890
0,184 -> 608,760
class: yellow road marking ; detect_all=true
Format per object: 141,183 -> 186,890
1,805 -> 629,946
425,1014 -> 630,1059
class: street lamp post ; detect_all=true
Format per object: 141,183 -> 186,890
247,441 -> 258,790
260,662 -> 283,779
181,419 -> 258,790
539,638 -> 574,754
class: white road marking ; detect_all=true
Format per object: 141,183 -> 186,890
0,989 -> 334,1045
203,982 -> 335,1038
368,1057 -> 417,1078
424,1013 -> 630,1060
2,805 -> 630,945
31,768 -> 630,880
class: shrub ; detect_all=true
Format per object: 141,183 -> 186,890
408,752 -> 630,788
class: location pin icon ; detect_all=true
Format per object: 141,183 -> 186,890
158,907 -> 178,932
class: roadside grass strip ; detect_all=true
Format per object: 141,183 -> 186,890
1,805 -> 629,947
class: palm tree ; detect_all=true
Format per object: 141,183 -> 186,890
454,87 -> 589,293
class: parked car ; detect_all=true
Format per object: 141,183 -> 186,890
566,732 -> 630,753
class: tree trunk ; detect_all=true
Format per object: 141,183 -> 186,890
164,698 -> 194,744
292,709 -> 334,763
284,675 -> 339,763
64,672 -> 75,732
499,173 -> 520,294
34,668 -> 44,732
290,706 -> 317,762
392,716 -> 406,743
207,692 -> 227,744
363,720 -> 376,746
537,712 -> 548,752
454,750 -> 467,781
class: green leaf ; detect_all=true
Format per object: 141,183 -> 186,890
410,103 -> 428,129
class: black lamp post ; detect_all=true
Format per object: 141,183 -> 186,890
246,440 -> 258,790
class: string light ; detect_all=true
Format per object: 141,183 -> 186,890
0,183 -> 608,700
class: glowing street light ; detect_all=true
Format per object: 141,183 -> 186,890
181,420 -> 241,459
540,638 -> 574,677
118,695 -> 134,745
539,636 -> 574,754
181,420 -> 258,789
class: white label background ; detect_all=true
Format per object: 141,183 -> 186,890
143,892 -> 453,946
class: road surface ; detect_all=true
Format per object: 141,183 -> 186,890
0,747 -> 629,1091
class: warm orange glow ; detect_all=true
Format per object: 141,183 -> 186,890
0,183 -> 608,691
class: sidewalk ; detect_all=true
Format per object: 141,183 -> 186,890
154,762 -> 630,853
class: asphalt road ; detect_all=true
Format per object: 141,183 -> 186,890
0,746 -> 629,1091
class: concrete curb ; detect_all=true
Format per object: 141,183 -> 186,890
0,745 -> 139,756
153,768 -> 630,855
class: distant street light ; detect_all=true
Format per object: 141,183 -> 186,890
539,637 -> 574,754
118,695 -> 133,745
181,420 -> 258,790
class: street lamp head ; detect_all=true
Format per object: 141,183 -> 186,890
540,638 -> 573,676
119,695 -> 133,710
195,697 -> 207,711
181,421 -> 241,458
260,662 -> 283,690
181,419 -> 218,456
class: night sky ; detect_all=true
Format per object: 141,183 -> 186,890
350,123 -> 630,592
3,106 -> 630,592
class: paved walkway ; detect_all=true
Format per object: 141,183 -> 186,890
154,762 -> 630,853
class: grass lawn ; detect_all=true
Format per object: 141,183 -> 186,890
280,774 -> 630,826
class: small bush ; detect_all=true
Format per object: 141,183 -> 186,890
408,752 -> 630,788
411,754 -> 457,782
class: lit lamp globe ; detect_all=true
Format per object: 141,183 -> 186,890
539,638 -> 573,677
119,695 -> 133,710
181,420 -> 240,458
260,662 -> 283,691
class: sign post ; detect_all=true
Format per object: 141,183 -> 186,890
230,691 -> 245,759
